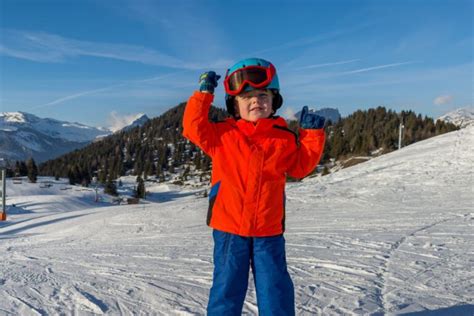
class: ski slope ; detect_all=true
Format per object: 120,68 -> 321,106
0,127 -> 473,315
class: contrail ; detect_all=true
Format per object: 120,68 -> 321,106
296,59 -> 360,70
340,61 -> 415,75
30,70 -> 189,110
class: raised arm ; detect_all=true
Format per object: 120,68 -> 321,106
182,71 -> 222,157
287,128 -> 325,179
287,106 -> 326,179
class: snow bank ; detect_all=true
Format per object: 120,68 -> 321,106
0,127 -> 472,315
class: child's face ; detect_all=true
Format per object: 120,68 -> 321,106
234,89 -> 273,122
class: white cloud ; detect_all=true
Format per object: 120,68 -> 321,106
434,95 -> 454,105
107,111 -> 144,132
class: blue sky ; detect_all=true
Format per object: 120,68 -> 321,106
0,0 -> 472,128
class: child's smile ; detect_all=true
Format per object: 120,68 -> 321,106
235,89 -> 274,122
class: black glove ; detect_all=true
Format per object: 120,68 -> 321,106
199,71 -> 221,94
299,106 -> 325,129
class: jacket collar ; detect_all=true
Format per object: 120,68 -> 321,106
232,116 -> 288,136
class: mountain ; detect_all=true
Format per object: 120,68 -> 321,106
0,112 -> 110,163
0,111 -> 152,163
0,112 -> 109,142
114,113 -> 150,133
1,126 -> 472,314
38,103 -> 229,184
437,107 -> 474,128
37,104 -> 459,189
295,107 -> 341,123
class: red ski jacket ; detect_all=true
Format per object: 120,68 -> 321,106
182,91 -> 325,237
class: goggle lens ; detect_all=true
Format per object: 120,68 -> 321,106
224,65 -> 274,95
227,67 -> 268,91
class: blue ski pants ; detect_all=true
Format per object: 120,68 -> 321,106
207,229 -> 295,316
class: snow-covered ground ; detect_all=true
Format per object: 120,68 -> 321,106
0,127 -> 473,315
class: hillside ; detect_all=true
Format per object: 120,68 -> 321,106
35,105 -> 458,187
0,126 -> 472,315
37,102 -> 228,186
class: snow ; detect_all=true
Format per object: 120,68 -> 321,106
0,127 -> 473,315
437,107 -> 474,128
0,111 -> 109,143
13,131 -> 44,152
0,126 -> 18,132
0,112 -> 27,123
110,113 -> 150,133
1,111 -> 151,161
31,118 -> 107,142
0,111 -> 114,162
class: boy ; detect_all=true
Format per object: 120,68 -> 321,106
182,58 -> 325,315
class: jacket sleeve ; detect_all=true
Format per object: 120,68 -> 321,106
287,128 -> 326,179
182,91 -> 220,157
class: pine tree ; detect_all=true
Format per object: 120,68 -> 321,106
98,168 -> 107,184
182,166 -> 190,181
159,173 -> 166,183
14,161 -> 21,177
36,102 -> 458,186
194,151 -> 202,170
144,159 -> 153,180
68,164 -> 80,185
26,158 -> 38,183
6,167 -> 14,178
331,128 -> 345,160
202,155 -> 211,171
19,161 -> 28,176
104,178 -> 118,196
134,176 -> 146,199
68,169 -> 75,185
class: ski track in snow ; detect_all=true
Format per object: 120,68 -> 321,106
0,127 -> 473,315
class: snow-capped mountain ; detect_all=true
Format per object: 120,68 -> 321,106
0,112 -> 109,163
0,111 -> 148,163
0,112 -> 111,162
437,107 -> 474,128
1,112 -> 109,142
113,113 -> 150,133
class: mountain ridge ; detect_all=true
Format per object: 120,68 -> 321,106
0,111 -> 149,162
437,107 -> 474,128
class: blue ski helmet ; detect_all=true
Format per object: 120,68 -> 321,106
224,58 -> 283,117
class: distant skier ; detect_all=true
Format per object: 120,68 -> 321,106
182,58 -> 326,315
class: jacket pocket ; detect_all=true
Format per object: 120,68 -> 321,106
207,181 -> 221,225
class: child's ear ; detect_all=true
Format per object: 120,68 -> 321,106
233,101 -> 240,117
267,89 -> 274,106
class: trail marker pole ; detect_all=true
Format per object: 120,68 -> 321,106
1,169 -> 6,221
398,122 -> 405,150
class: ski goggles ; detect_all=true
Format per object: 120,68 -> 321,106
224,64 -> 276,96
